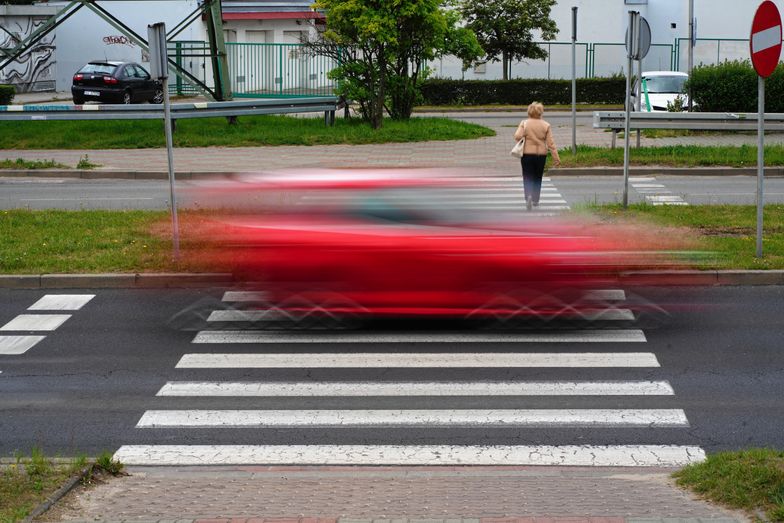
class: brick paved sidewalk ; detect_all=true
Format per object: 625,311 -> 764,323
38,466 -> 747,523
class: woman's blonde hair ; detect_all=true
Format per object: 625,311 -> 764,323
527,102 -> 544,118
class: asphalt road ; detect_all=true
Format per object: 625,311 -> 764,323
1,285 -> 783,463
3,175 -> 784,210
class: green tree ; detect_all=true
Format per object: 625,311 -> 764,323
307,0 -> 482,127
459,0 -> 558,80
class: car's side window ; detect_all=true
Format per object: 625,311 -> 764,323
136,66 -> 151,79
122,66 -> 135,79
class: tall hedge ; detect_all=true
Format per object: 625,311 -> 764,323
0,85 -> 15,105
419,78 -> 625,106
688,60 -> 784,112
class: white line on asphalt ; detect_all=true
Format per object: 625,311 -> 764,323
631,184 -> 666,188
156,380 -> 675,397
205,308 -> 634,323
628,177 -> 657,182
222,291 -> 269,302
191,329 -> 646,344
584,289 -> 626,301
176,352 -> 660,368
19,198 -> 156,201
0,335 -> 46,355
135,409 -> 690,428
0,314 -> 71,332
113,444 -> 706,467
27,294 -> 95,311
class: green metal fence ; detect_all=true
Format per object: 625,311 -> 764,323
226,42 -> 337,98
673,38 -> 749,71
169,40 -> 211,96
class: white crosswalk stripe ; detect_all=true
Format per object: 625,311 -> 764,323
629,176 -> 688,206
119,287 -> 705,467
156,380 -> 676,397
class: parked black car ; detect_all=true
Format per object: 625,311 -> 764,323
72,61 -> 163,105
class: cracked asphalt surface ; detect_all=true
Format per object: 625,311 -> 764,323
1,285 -> 783,456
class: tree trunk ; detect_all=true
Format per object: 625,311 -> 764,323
502,50 -> 509,81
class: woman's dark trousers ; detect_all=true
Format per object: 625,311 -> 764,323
521,154 -> 547,205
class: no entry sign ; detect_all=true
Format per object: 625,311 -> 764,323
750,1 -> 782,78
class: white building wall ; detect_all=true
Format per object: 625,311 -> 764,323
51,1 -> 202,91
434,0 -> 784,80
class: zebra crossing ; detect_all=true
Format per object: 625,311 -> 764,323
630,176 -> 688,206
114,288 -> 705,467
299,175 -> 570,214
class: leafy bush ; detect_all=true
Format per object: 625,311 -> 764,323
0,84 -> 15,105
688,60 -> 784,112
419,77 -> 625,106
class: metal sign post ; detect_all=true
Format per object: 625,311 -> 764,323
571,6 -> 577,155
749,0 -> 783,258
622,11 -> 639,208
148,22 -> 180,260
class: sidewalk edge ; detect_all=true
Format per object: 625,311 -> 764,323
1,271 -> 782,289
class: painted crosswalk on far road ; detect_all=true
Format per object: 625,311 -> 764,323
113,444 -> 706,467
156,380 -> 675,397
191,329 -> 647,344
27,294 -> 95,311
176,352 -> 661,369
135,409 -> 690,428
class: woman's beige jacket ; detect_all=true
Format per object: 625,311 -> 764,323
514,117 -> 560,163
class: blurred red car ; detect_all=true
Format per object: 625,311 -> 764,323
185,169 -> 685,324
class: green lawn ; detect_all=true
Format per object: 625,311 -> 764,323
0,115 -> 494,149
594,204 -> 784,269
674,449 -> 784,521
3,206 -> 784,273
0,158 -> 68,170
559,144 -> 784,168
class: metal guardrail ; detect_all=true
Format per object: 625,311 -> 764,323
0,97 -> 341,122
594,111 -> 784,132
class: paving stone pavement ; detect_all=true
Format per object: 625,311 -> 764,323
4,109 -> 784,175
38,467 -> 748,522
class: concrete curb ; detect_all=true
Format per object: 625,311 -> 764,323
21,466 -> 92,523
1,271 -> 783,289
2,167 -> 783,179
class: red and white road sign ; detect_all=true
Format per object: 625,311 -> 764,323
750,1 -> 783,78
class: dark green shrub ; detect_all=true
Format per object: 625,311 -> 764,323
0,84 -> 15,105
419,78 -> 625,106
687,60 -> 784,112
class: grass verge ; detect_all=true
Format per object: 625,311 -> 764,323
4,206 -> 784,273
0,115 -> 494,149
415,103 -> 623,112
0,158 -> 68,170
673,449 -> 784,521
1,449 -> 125,523
559,144 -> 784,168
594,204 -> 784,269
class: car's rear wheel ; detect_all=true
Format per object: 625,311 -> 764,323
122,90 -> 132,104
151,88 -> 163,104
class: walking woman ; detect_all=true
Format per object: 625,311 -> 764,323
513,102 -> 561,211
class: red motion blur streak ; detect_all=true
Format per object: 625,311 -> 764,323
184,169 -> 694,319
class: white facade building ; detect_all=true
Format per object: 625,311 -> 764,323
431,0 -> 784,80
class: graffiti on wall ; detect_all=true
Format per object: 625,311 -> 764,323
0,16 -> 56,92
103,35 -> 136,47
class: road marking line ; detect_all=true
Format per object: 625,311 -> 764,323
27,294 -> 95,311
585,289 -> 626,301
628,177 -> 657,182
19,198 -> 156,201
156,380 -> 675,397
0,335 -> 46,355
176,352 -> 660,368
113,444 -> 706,467
205,308 -> 634,323
0,314 -> 72,332
632,184 -> 666,188
136,409 -> 690,428
191,329 -> 646,344
221,291 -> 269,302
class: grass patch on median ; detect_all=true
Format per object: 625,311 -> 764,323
673,449 -> 784,521
0,449 -> 87,523
0,158 -> 68,170
0,209 -> 178,273
595,204 -> 784,269
0,115 -> 494,149
559,144 -> 784,168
